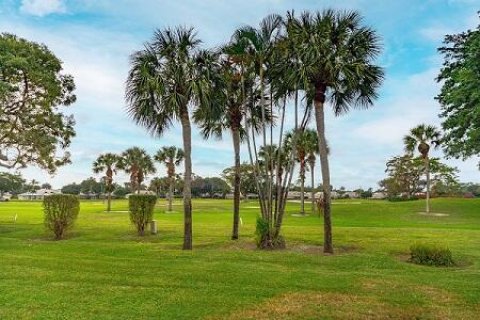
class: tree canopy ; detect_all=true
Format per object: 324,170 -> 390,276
436,15 -> 480,165
0,33 -> 76,173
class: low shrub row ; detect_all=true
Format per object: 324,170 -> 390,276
43,194 -> 157,239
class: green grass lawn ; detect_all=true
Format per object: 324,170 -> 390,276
0,198 -> 479,319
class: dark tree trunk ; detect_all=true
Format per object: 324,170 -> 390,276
231,127 -> 241,240
168,174 -> 174,212
425,156 -> 431,214
310,163 -> 315,214
300,159 -> 305,215
107,192 -> 112,212
180,108 -> 193,250
314,87 -> 334,254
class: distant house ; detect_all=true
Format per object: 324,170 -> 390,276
344,191 -> 360,199
371,192 -> 387,199
78,192 -> 100,200
287,191 -> 302,200
0,192 -> 13,201
314,191 -> 339,199
18,189 -> 61,200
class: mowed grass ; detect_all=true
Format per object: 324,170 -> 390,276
0,198 -> 479,319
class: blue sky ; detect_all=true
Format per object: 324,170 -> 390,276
1,0 -> 479,189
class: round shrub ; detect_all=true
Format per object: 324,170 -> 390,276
409,243 -> 454,267
128,194 -> 157,236
43,194 -> 80,240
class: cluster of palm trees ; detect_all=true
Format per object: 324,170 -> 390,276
126,9 -> 384,252
92,146 -> 184,213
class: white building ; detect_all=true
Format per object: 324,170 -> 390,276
18,189 -> 61,200
371,192 -> 387,199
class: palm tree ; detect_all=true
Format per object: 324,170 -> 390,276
149,177 -> 169,197
126,27 -> 217,250
284,128 -> 318,215
404,124 -> 442,214
154,146 -> 184,212
286,10 -> 384,253
118,147 -> 155,193
92,153 -> 120,212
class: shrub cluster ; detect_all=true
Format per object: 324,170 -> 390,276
128,194 -> 157,236
43,194 -> 80,240
255,217 -> 285,249
387,196 -> 419,202
409,243 -> 454,267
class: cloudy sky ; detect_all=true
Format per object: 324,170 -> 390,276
1,0 -> 479,189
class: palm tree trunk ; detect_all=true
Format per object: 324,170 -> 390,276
232,127 -> 241,240
425,156 -> 430,214
107,191 -> 112,212
310,164 -> 315,214
180,108 -> 193,250
314,92 -> 334,254
300,160 -> 305,215
168,175 -> 174,211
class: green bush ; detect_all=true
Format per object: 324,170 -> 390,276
43,194 -> 80,240
128,195 -> 157,236
409,243 -> 454,267
255,216 -> 285,249
387,196 -> 419,202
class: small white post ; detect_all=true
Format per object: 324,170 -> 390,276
150,220 -> 157,235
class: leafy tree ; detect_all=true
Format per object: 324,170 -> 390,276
404,124 -> 442,213
93,153 -> 120,211
118,147 -> 155,193
285,10 -> 384,253
41,183 -> 52,190
154,146 -> 184,211
126,27 -> 217,250
113,184 -> 129,198
0,172 -> 25,195
380,154 -> 458,198
436,15 -> 480,166
61,183 -> 81,195
191,176 -> 230,198
149,177 -> 169,197
222,163 -> 257,198
79,177 -> 103,194
0,33 -> 76,173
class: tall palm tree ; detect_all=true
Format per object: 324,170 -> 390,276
284,128 -> 318,215
92,153 -> 120,212
118,147 -> 155,193
126,27 -> 217,250
404,124 -> 442,214
286,10 -> 384,253
154,146 -> 184,212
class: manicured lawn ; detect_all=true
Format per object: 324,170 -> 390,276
0,198 -> 479,319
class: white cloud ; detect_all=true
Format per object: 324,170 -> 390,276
20,0 -> 66,16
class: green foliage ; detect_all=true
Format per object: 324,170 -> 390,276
387,196 -> 419,202
409,243 -> 455,267
191,176 -> 231,198
128,194 -> 157,235
0,33 -> 76,173
0,172 -> 25,194
43,194 -> 80,240
255,216 -> 270,248
381,155 -> 459,197
437,16 -> 480,163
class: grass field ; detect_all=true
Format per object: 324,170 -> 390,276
0,198 -> 479,319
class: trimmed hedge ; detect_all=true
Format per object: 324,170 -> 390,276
43,194 -> 80,240
128,194 -> 157,236
409,243 -> 454,267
